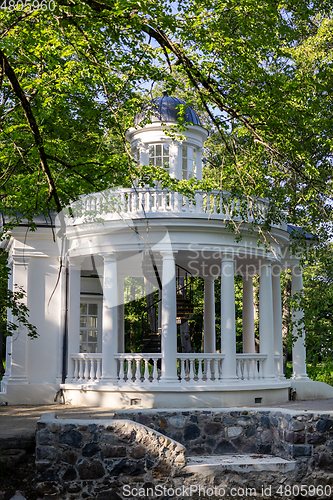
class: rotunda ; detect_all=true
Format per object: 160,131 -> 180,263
2,94 -> 327,408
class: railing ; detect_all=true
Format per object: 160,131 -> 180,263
236,354 -> 267,380
115,354 -> 162,383
177,354 -> 225,383
71,354 -> 102,382
68,187 -> 278,226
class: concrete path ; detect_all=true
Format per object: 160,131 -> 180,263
0,399 -> 332,439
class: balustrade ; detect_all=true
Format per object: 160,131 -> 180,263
177,354 -> 224,383
67,187 -> 276,226
71,354 -> 102,382
115,354 -> 161,383
235,354 -> 267,380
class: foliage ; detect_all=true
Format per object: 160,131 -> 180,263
307,362 -> 333,386
1,1 -> 333,354
289,244 -> 333,366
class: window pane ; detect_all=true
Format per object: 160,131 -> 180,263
88,316 -> 98,328
88,330 -> 98,342
156,157 -> 162,167
149,157 -> 154,166
80,344 -> 87,353
163,157 -> 169,168
80,317 -> 87,327
87,344 -> 97,353
149,145 -> 154,155
182,170 -> 188,180
182,146 -> 187,157
156,145 -> 162,156
182,158 -> 187,169
88,304 -> 98,315
163,144 -> 169,155
80,330 -> 87,342
80,304 -> 87,315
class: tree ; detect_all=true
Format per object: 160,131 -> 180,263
1,1 -> 333,359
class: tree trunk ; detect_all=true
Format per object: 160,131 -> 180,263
130,285 -> 136,352
282,271 -> 291,376
178,277 -> 194,353
144,277 -> 157,333
253,275 -> 260,353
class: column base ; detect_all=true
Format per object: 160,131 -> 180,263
292,374 -> 309,380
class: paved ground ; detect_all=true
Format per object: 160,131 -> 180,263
0,399 -> 332,438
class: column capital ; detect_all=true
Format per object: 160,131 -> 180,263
100,252 -> 117,263
221,252 -> 234,262
160,250 -> 177,258
204,276 -> 215,282
68,256 -> 84,269
10,254 -> 31,266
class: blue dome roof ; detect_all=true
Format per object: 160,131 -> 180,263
134,92 -> 202,126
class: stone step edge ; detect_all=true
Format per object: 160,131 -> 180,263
185,454 -> 296,475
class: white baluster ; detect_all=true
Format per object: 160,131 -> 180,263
249,359 -> 255,380
189,359 -> 195,381
214,358 -> 219,382
174,192 -> 181,212
197,358 -> 203,382
143,359 -> 150,382
152,358 -> 158,382
89,358 -> 95,381
211,195 -> 216,214
118,359 -> 125,381
96,359 -> 101,380
180,359 -> 186,382
136,358 -> 142,381
195,192 -> 203,213
259,359 -> 264,379
206,357 -> 212,382
161,191 -> 166,211
206,194 -> 210,213
84,357 -> 89,380
236,359 -> 241,379
79,358 -> 84,380
243,359 -> 249,380
73,358 -> 79,381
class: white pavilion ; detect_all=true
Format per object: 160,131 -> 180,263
1,94 -> 331,408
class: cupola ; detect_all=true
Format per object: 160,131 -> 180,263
126,93 -> 208,181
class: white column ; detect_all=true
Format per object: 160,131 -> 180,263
242,276 -> 255,353
66,257 -> 83,382
160,251 -> 178,383
139,144 -> 149,166
204,277 -> 215,353
272,266 -> 284,378
291,266 -> 308,379
195,147 -> 203,180
220,255 -> 237,380
4,256 -> 30,384
259,261 -> 275,379
118,275 -> 125,353
169,143 -> 179,178
101,254 -> 118,382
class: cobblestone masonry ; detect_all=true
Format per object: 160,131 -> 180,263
35,409 -> 333,499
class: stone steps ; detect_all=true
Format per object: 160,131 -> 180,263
185,454 -> 296,475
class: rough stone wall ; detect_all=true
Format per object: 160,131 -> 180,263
114,408 -> 333,480
35,416 -> 186,499
35,410 -> 333,500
